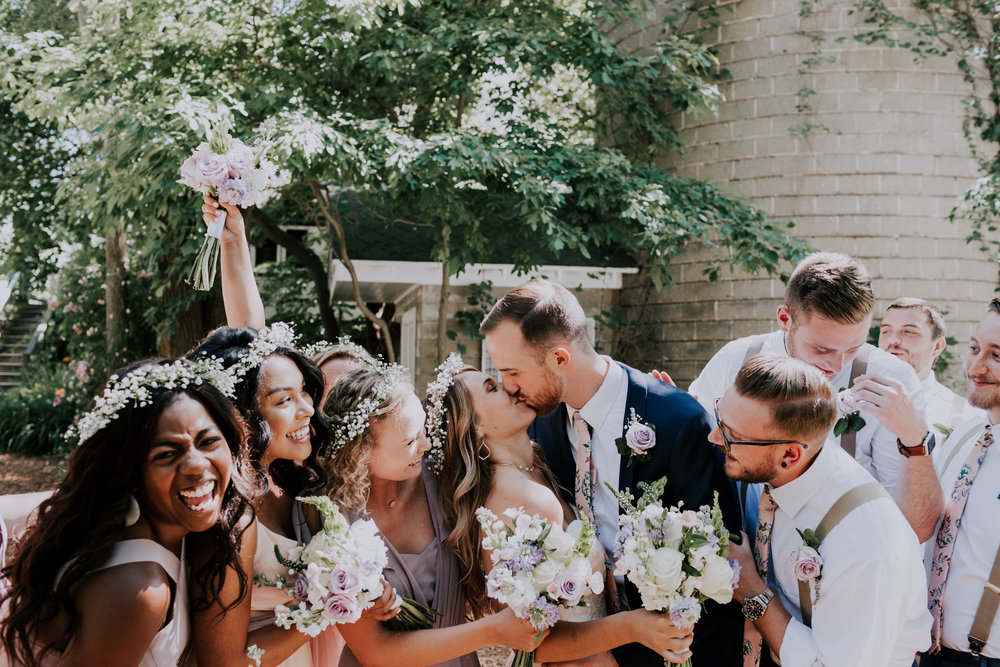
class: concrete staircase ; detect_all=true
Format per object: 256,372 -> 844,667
0,301 -> 47,389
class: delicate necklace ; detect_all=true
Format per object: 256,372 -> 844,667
368,482 -> 400,509
494,459 -> 536,474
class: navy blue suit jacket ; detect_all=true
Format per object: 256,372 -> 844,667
529,363 -> 742,667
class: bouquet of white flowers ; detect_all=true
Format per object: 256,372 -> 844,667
257,496 -> 438,637
177,118 -> 287,290
608,478 -> 737,667
477,507 -> 605,667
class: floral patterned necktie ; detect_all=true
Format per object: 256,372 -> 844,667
744,485 -> 778,667
928,424 -> 993,652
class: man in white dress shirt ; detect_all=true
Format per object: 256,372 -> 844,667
689,252 -> 944,541
918,299 -> 1000,666
722,354 -> 931,666
878,297 -> 982,440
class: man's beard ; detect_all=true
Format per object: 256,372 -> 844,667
524,366 -> 564,416
724,453 -> 780,484
967,374 -> 1000,411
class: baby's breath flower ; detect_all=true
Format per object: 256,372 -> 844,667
423,353 -> 466,476
227,322 -> 299,384
329,361 -> 408,455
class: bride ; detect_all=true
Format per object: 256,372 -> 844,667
428,355 -> 695,665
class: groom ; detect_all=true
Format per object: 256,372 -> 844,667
482,279 -> 742,666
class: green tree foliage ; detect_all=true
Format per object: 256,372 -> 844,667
1,0 -> 807,364
852,0 -> 1000,268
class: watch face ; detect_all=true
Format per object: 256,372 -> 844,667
744,599 -> 764,620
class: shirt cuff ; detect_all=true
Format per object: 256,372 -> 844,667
779,617 -> 820,666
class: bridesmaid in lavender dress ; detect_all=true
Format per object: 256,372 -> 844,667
321,366 -> 547,667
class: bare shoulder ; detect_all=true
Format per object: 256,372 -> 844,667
485,469 -> 564,526
75,560 -> 173,628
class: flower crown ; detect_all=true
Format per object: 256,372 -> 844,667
424,353 -> 466,476
227,322 -> 298,384
329,361 -> 409,455
301,336 -> 376,365
67,357 -> 235,445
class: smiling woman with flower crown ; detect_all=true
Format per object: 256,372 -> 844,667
319,364 -> 547,667
0,358 -> 253,667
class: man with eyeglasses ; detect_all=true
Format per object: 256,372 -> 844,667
688,252 -> 943,543
717,354 -> 931,666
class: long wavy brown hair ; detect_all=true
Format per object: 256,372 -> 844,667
322,366 -> 411,514
435,369 -> 560,617
0,360 -> 254,667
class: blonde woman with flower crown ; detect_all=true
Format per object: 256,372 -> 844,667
320,364 -> 546,667
426,354 -> 695,666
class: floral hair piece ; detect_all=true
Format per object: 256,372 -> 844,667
67,357 -> 235,445
329,361 -> 409,456
301,336 -> 376,365
226,321 -> 298,384
424,353 -> 466,476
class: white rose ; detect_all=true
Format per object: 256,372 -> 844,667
533,559 -> 563,587
647,547 -> 684,591
544,527 -> 574,554
698,556 -> 736,604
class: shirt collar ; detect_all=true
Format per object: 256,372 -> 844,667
768,439 -> 836,518
579,357 -> 625,432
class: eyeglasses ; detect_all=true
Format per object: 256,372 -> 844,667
713,399 -> 808,454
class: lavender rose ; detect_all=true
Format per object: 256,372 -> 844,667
791,545 -> 823,581
323,593 -> 359,623
225,142 -> 256,177
294,572 -> 310,602
625,421 -> 655,453
195,154 -> 230,188
328,565 -> 363,596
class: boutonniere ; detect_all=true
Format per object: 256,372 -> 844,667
615,408 -> 656,466
790,530 -> 824,603
833,387 -> 866,437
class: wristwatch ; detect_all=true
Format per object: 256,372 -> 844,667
742,587 -> 775,621
897,431 -> 934,458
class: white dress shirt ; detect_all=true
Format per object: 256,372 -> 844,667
927,415 -> 1000,657
922,373 -> 983,441
767,442 -> 932,665
564,357 -> 627,558
688,330 -> 927,492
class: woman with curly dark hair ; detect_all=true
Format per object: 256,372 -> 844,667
0,358 -> 253,667
186,324 -> 362,667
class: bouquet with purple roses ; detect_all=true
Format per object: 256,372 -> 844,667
257,496 -> 438,637
477,507 -> 605,667
608,478 -> 737,667
177,118 -> 287,290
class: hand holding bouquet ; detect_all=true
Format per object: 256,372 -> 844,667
476,507 -> 604,667
607,478 -> 737,667
258,496 -> 438,637
177,118 -> 286,290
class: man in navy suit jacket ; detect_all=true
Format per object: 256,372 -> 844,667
482,279 -> 742,667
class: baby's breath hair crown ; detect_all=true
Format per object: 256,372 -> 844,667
66,357 -> 235,445
424,353 -> 466,476
301,336 -> 376,365
329,361 -> 409,455
227,321 -> 298,383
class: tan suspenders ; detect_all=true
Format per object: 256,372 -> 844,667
796,481 -> 889,627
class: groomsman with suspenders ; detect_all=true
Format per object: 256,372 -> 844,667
919,299 -> 1000,666
687,252 -> 944,542
719,354 -> 931,665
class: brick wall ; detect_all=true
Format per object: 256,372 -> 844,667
619,0 -> 996,390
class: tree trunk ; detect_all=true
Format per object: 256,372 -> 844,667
104,219 -> 127,373
436,226 -> 451,362
245,207 -> 342,342
308,180 -> 394,362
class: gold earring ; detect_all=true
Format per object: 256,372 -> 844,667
478,440 -> 492,461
